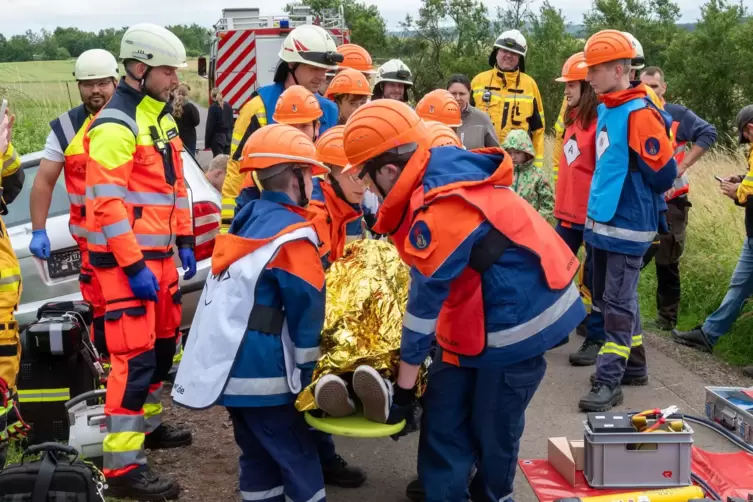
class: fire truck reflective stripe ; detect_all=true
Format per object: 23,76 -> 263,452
217,34 -> 258,109
229,74 -> 258,112
217,30 -> 253,73
17,388 -> 71,402
219,33 -> 255,78
222,49 -> 258,104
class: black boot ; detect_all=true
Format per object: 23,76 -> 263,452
322,454 -> 366,488
575,323 -> 588,337
656,263 -> 681,330
590,372 -> 648,386
743,366 -> 753,379
569,339 -> 603,366
143,423 -> 192,450
671,327 -> 714,353
578,383 -> 624,412
106,466 -> 180,500
406,478 -> 425,502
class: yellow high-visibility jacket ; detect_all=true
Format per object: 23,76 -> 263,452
471,69 -> 545,168
551,83 -> 664,185
221,96 -> 267,233
0,142 -> 22,392
737,148 -> 753,204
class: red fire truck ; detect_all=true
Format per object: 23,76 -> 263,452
198,6 -> 350,116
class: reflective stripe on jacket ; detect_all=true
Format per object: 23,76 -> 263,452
173,190 -> 324,409
585,88 -> 676,256
84,79 -> 194,275
470,69 -> 545,168
383,146 -> 584,368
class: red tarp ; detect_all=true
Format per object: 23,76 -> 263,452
519,447 -> 753,502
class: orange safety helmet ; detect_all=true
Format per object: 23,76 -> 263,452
415,89 -> 463,127
272,85 -> 323,124
556,52 -> 588,82
425,120 -> 462,148
584,30 -> 636,67
324,68 -> 372,99
336,43 -> 376,75
315,125 -> 348,168
240,124 -> 330,176
342,99 -> 428,172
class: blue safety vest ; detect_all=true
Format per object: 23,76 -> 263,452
584,98 -> 668,256
258,83 -> 339,135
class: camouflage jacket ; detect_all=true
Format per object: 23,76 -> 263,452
512,160 -> 555,223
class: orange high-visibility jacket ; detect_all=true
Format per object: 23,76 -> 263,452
84,80 -> 193,275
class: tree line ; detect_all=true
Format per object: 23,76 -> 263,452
0,24 -> 212,62
304,0 -> 752,145
2,0 -> 750,144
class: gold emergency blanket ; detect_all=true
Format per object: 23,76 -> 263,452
295,239 -> 419,411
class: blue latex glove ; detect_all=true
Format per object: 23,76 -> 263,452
29,229 -> 51,260
179,248 -> 197,280
127,267 -> 160,302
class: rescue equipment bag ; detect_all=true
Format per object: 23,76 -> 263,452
17,302 -> 100,445
0,442 -> 106,501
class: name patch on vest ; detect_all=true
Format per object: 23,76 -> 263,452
409,220 -> 432,250
166,128 -> 179,140
564,138 -> 581,166
596,128 -> 610,160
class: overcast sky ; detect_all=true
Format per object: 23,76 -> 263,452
0,0 -> 709,37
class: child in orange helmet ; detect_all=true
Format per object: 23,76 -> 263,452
235,85 -> 324,213
578,30 -> 676,412
324,68 -> 372,125
174,124 -> 332,501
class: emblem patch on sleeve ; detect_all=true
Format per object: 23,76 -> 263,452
409,220 -> 432,250
644,137 -> 660,156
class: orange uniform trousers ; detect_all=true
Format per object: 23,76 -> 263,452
95,258 -> 181,477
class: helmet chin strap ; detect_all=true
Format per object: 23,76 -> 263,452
125,64 -> 159,100
293,167 -> 309,207
328,175 -> 350,204
290,64 -> 301,86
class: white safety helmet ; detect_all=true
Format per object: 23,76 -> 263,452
73,49 -> 119,81
490,29 -> 528,70
374,59 -> 413,87
622,32 -> 645,70
278,25 -> 343,70
120,23 -> 188,68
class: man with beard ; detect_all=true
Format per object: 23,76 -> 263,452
30,49 -> 119,355
220,25 -> 342,233
83,24 -> 196,499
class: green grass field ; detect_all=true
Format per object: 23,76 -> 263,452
0,59 -> 208,153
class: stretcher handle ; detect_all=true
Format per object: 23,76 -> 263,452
64,389 -> 107,410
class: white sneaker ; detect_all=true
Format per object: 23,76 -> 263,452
315,375 -> 356,417
353,366 -> 393,424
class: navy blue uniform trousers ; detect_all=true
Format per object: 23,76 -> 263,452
418,354 -> 547,502
228,405 -> 326,502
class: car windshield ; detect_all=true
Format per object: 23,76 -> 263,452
5,165 -> 69,228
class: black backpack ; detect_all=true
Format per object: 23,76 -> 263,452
0,443 -> 105,501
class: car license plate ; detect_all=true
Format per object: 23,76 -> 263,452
48,247 -> 81,279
